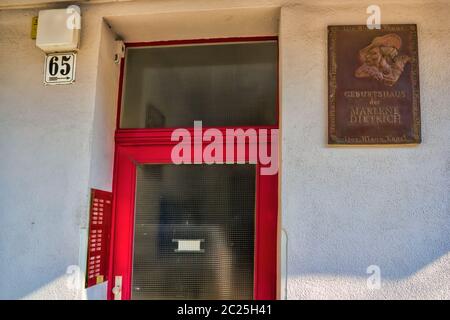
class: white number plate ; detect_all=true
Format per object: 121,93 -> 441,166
44,52 -> 76,85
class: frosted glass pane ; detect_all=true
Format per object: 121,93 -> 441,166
121,42 -> 277,128
132,164 -> 256,299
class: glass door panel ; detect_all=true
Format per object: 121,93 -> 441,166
131,164 -> 256,299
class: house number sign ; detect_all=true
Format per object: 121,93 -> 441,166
44,52 -> 76,85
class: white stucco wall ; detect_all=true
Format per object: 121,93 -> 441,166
0,0 -> 448,299
0,6 -> 102,299
280,1 -> 450,299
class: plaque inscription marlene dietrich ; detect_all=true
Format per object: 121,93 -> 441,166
328,25 -> 421,145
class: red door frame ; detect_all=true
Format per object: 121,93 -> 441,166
107,37 -> 279,300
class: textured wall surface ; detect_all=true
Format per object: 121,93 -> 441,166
0,6 -> 101,299
0,0 -> 448,299
280,1 -> 450,299
0,0 -> 282,300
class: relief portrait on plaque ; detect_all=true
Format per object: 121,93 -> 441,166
328,25 -> 421,145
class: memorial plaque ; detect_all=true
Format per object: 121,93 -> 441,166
328,25 -> 421,145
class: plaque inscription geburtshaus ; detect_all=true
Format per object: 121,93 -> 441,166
328,24 -> 421,145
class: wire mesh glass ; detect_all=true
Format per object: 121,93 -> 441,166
132,164 -> 256,300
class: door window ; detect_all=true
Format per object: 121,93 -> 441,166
120,41 -> 277,128
132,164 -> 256,299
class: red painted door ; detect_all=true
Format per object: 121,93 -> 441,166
107,128 -> 278,300
108,37 -> 279,300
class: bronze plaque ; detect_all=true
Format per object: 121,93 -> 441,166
328,25 -> 421,145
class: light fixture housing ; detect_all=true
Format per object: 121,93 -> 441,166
36,9 -> 80,53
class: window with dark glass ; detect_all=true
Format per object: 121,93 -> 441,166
120,41 -> 277,128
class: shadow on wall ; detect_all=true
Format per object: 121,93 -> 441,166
0,266 -> 79,300
0,266 -> 107,300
